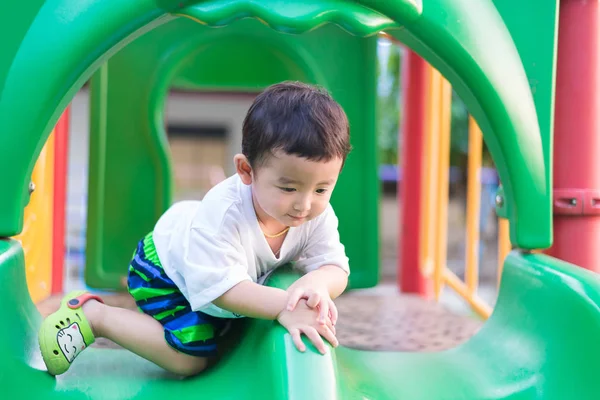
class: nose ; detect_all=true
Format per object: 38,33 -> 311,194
293,194 -> 311,213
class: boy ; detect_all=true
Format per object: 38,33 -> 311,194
39,81 -> 351,377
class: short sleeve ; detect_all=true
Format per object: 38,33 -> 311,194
294,205 -> 350,275
180,227 -> 252,312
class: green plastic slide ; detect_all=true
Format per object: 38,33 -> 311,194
3,239 -> 600,399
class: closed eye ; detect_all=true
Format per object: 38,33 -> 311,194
278,187 -> 296,193
67,334 -> 73,342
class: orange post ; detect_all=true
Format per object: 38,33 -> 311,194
420,64 -> 437,283
14,133 -> 55,303
497,218 -> 511,285
432,70 -> 452,300
465,117 -> 482,294
444,269 -> 492,318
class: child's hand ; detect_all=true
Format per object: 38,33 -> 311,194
286,282 -> 338,326
277,300 -> 338,354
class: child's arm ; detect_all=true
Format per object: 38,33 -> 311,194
288,205 -> 350,325
290,265 -> 348,299
286,265 -> 348,325
213,280 -> 289,320
213,281 -> 338,354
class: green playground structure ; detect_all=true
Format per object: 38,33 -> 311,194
84,16 -> 380,290
2,0 -> 600,399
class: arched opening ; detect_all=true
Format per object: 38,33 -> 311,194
79,16 -> 383,289
0,0 -> 550,251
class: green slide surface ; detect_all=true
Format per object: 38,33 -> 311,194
2,239 -> 600,399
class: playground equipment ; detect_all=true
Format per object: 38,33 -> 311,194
11,109 -> 69,303
2,0 -> 600,398
547,1 -> 600,270
396,0 -> 600,319
85,16 -> 379,290
396,0 -> 561,315
397,50 -> 510,318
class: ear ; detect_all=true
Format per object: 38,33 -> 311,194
234,154 -> 253,185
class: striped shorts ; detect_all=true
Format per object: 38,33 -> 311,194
127,232 -> 230,357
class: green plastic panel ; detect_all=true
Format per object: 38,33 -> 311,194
493,0 -> 559,205
176,0 -> 402,35
0,0 -> 552,252
386,0 -> 555,249
86,17 -> 380,290
3,239 -> 600,398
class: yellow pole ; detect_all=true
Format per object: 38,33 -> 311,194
420,64 -> 437,279
465,117 -> 482,294
429,68 -> 442,298
497,218 -> 511,285
444,269 -> 492,318
13,131 -> 55,303
433,71 -> 452,300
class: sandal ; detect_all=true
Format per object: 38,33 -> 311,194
38,290 -> 103,375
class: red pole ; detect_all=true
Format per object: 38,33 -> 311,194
52,107 -> 70,293
547,0 -> 600,271
399,49 -> 431,296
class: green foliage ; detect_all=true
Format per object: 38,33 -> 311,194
376,39 -> 401,165
376,39 -> 492,169
450,89 -> 469,168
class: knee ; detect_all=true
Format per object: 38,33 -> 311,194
169,356 -> 208,377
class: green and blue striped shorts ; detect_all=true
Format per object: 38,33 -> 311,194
127,232 -> 230,357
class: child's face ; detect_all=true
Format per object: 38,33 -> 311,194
251,151 -> 343,228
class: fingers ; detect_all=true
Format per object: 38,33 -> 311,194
317,299 -> 329,325
306,292 -> 321,309
302,327 -> 328,355
289,329 -> 306,352
287,289 -> 306,311
292,325 -> 339,356
328,299 -> 338,325
318,324 -> 339,349
326,318 -> 336,336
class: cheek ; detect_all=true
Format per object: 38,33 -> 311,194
311,197 -> 329,214
274,194 -> 293,211
258,188 -> 287,211
256,191 -> 273,209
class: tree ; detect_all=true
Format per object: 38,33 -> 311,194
376,39 -> 401,166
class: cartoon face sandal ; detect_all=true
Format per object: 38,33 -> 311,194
38,291 -> 103,376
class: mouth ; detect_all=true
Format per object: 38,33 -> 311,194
287,214 -> 308,221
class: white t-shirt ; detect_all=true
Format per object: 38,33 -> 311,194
152,174 -> 350,318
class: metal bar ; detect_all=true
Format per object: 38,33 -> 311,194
444,269 -> 492,319
420,65 -> 439,282
433,72 -> 452,300
547,0 -> 600,271
399,49 -> 431,296
52,106 -> 70,294
465,117 -> 482,293
497,218 -> 511,285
